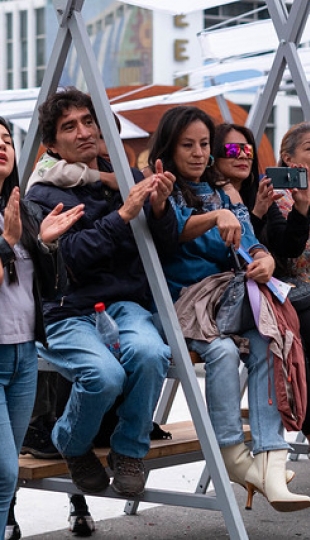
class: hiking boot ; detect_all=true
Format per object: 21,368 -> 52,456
69,494 -> 95,537
5,495 -> 21,540
65,450 -> 110,494
107,450 -> 145,496
20,416 -> 61,459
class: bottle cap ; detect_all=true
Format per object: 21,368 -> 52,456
94,302 -> 105,312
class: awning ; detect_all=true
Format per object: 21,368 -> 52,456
0,90 -> 149,139
198,16 -> 310,60
118,0 -> 238,15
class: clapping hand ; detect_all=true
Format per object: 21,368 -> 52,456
2,187 -> 22,247
149,159 -> 176,218
39,203 -> 85,244
118,159 -> 175,223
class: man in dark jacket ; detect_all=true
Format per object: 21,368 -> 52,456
25,88 -> 177,497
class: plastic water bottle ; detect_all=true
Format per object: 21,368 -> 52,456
94,302 -> 120,359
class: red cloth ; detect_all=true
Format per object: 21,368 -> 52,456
259,284 -> 307,431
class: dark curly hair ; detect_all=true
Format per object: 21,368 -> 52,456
39,87 -> 97,148
148,106 -> 217,210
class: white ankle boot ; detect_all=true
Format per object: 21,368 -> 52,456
245,450 -> 310,512
221,443 -> 253,489
221,444 -> 295,501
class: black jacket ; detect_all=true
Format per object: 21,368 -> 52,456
250,201 -> 310,277
26,160 -> 178,324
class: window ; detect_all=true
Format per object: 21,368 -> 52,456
36,8 -> 45,87
7,42 -> 12,70
6,12 -> 13,89
20,11 -> 28,87
105,13 -> 114,26
36,7 -> 45,35
290,107 -> 304,127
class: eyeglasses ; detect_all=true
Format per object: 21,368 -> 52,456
221,143 -> 254,159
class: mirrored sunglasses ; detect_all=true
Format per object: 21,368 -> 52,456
221,143 -> 254,159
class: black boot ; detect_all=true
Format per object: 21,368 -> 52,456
69,494 -> 95,537
5,495 -> 21,540
20,416 -> 61,459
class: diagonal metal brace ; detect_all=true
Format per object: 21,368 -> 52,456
53,0 -> 83,27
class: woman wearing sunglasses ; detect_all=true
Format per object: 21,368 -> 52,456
147,105 -> 310,513
213,122 -> 310,440
213,123 -> 310,263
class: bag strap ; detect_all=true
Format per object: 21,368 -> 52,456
229,244 -> 243,273
246,278 -> 260,328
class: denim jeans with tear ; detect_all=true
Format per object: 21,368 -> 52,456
37,301 -> 171,459
0,342 -> 37,539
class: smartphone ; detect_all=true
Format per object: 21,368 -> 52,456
265,167 -> 308,189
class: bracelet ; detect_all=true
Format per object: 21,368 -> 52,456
37,234 -> 58,253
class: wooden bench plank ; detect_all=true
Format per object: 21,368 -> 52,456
19,420 -> 252,481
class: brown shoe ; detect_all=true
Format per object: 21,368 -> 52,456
65,450 -> 110,494
107,450 -> 145,496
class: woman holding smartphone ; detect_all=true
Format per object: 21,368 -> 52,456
213,122 -> 310,444
212,123 -> 310,263
276,121 -> 310,283
148,106 -> 310,513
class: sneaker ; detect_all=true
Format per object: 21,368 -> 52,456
69,494 -> 95,537
65,450 -> 110,494
4,524 -> 21,540
20,417 -> 61,459
107,450 -> 145,496
5,496 -> 21,540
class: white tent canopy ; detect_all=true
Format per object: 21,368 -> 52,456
9,113 -> 149,139
174,46 -> 310,87
119,0 -> 293,15
111,76 -> 269,112
0,88 -> 148,139
198,17 -> 310,60
118,0 -> 238,15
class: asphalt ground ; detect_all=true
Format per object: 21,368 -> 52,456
18,367 -> 310,540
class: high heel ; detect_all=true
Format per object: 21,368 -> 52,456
221,442 -> 253,489
221,443 -> 295,494
245,450 -> 310,512
245,470 -> 295,510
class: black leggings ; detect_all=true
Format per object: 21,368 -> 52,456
296,308 -> 310,437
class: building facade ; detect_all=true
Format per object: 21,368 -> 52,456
0,0 -> 46,90
0,0 -> 304,158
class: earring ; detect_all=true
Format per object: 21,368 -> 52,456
206,155 -> 214,168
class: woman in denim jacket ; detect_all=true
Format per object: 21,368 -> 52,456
148,105 -> 310,513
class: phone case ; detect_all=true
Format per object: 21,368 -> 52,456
265,167 -> 308,189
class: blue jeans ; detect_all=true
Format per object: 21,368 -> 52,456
0,342 -> 37,539
37,301 -> 171,459
188,328 -> 290,455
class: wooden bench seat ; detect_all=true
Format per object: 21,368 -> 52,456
19,420 -> 252,482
